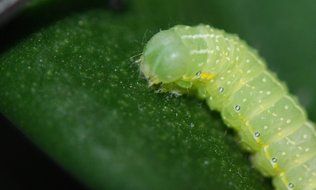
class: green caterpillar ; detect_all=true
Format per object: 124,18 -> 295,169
140,25 -> 316,190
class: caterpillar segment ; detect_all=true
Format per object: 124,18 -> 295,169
140,25 -> 316,190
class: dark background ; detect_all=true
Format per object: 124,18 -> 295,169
0,114 -> 86,190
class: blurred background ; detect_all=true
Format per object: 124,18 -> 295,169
0,114 -> 87,189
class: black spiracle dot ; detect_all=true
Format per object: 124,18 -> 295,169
254,131 -> 260,137
218,87 -> 224,93
272,157 -> 278,163
288,183 -> 294,189
234,105 -> 241,112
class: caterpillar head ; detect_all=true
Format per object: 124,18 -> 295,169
140,29 -> 193,85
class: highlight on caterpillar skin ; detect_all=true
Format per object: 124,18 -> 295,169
139,25 -> 316,190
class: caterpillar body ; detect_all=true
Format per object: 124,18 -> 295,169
140,25 -> 316,190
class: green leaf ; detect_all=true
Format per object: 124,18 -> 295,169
0,0 -> 315,189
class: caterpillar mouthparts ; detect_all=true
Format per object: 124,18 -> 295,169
140,25 -> 316,190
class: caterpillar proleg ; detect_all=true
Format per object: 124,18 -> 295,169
140,25 -> 316,190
